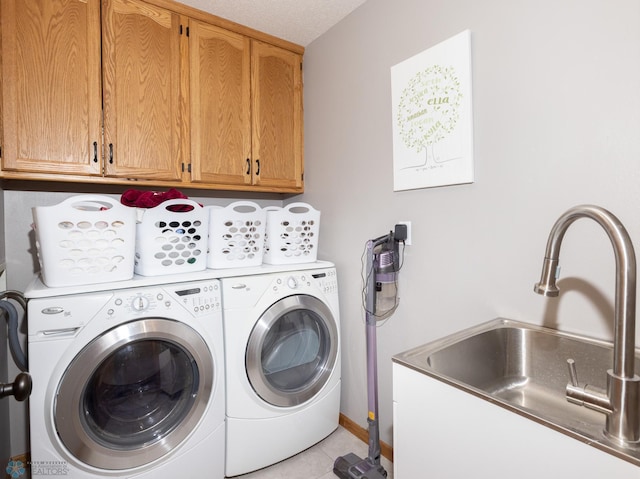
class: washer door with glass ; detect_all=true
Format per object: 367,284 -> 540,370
246,294 -> 338,407
54,318 -> 213,470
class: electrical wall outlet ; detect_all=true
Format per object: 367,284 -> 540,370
399,221 -> 412,245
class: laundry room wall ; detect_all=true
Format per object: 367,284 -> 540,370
0,189 -> 9,466
301,0 -> 640,447
2,0 -> 640,462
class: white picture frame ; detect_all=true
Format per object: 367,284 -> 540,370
391,30 -> 474,191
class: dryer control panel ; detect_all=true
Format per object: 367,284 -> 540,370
311,269 -> 339,295
221,267 -> 338,310
272,268 -> 338,295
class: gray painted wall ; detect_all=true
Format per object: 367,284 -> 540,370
2,0 -> 640,460
301,0 -> 640,445
0,190 -> 8,465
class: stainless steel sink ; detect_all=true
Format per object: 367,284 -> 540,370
393,318 -> 640,466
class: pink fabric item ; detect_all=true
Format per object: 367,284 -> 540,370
121,189 -> 193,211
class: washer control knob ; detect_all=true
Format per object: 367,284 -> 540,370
131,295 -> 149,312
287,276 -> 299,289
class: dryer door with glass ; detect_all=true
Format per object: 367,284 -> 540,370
54,318 -> 213,470
245,294 -> 338,407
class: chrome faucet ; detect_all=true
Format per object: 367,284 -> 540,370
534,205 -> 640,445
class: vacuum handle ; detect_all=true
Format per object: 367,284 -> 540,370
0,372 -> 32,402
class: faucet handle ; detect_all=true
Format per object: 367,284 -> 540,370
567,358 -> 579,387
565,358 -> 613,414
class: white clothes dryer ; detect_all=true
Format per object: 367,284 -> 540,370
26,278 -> 225,479
221,265 -> 341,477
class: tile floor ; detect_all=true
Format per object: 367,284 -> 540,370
230,426 -> 394,479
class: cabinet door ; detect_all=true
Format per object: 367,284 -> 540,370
251,41 -> 303,190
102,0 -> 182,181
188,20 -> 251,186
1,0 -> 102,175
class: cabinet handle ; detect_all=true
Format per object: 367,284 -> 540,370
246,158 -> 251,175
108,143 -> 114,164
92,141 -> 98,163
255,159 -> 260,176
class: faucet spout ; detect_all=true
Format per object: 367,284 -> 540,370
534,205 -> 640,445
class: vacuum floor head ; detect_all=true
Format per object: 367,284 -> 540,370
333,453 -> 387,479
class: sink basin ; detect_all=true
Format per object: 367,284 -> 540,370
393,318 -> 640,465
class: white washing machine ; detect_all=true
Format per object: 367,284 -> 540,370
221,265 -> 341,477
25,278 -> 225,478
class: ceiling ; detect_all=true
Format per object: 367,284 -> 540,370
175,0 -> 368,46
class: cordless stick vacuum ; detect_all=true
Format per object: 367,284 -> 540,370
334,225 -> 406,479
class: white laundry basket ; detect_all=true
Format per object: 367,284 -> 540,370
263,203 -> 320,264
32,195 -> 136,287
207,201 -> 267,269
134,199 -> 208,276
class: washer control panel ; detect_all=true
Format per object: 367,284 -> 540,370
29,281 -> 222,338
110,280 -> 221,318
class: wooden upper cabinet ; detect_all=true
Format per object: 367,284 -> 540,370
188,29 -> 304,191
188,20 -> 251,186
0,0 -> 304,191
101,0 -> 182,181
251,41 -> 303,190
1,0 -> 103,175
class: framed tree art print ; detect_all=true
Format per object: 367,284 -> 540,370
391,30 -> 474,191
